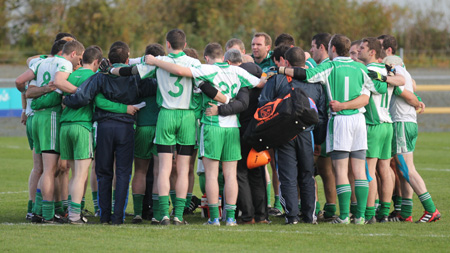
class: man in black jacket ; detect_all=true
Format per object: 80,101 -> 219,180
258,47 -> 327,224
64,42 -> 157,225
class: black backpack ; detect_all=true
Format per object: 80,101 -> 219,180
243,76 -> 319,152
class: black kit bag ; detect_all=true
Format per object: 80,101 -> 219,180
243,76 -> 319,152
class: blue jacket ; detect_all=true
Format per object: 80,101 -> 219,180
63,72 -> 157,124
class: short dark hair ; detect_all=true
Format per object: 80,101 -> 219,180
253,32 -> 272,47
312,33 -> 331,49
82,46 -> 103,65
145,43 -> 165,57
285,47 -> 305,67
225,38 -> 245,51
203,43 -> 223,60
62,40 -> 85,56
183,48 -> 199,59
88,45 -> 103,55
54,32 -> 76,42
377,34 -> 397,54
274,33 -> 295,47
330,34 -> 351,57
50,40 -> 67,56
272,45 -> 290,62
109,41 -> 127,51
351,39 -> 362,47
166,29 -> 186,50
362,37 -> 382,59
108,42 -> 130,64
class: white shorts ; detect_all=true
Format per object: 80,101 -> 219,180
326,113 -> 367,153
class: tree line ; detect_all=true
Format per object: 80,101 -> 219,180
1,0 -> 449,66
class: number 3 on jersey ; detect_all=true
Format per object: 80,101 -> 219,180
169,73 -> 184,97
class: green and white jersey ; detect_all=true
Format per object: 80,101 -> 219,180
25,58 -> 45,116
29,55 -> 72,111
190,62 -> 260,127
305,57 -> 375,115
61,67 -> 95,130
364,62 -> 392,125
136,51 -> 201,110
306,57 -> 317,69
389,66 -> 416,123
319,58 -> 330,65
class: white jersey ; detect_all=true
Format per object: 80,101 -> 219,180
365,62 -> 393,124
129,56 -> 144,66
136,52 -> 201,110
26,57 -> 45,116
29,55 -> 73,94
389,66 -> 416,123
190,62 -> 259,127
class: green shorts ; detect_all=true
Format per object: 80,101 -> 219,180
60,124 -> 94,160
155,108 -> 196,146
367,123 -> 393,159
199,125 -> 241,162
26,115 -> 34,150
392,121 -> 418,155
134,125 -> 157,159
32,111 -> 61,154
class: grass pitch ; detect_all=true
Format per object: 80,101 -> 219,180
0,133 -> 449,252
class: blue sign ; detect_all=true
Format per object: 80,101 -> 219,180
0,88 -> 22,117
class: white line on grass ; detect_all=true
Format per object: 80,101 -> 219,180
420,168 -> 450,172
0,191 -> 28,194
2,223 -> 449,238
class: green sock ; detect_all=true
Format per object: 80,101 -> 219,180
185,193 -> 193,209
375,199 -> 380,214
336,184 -> 351,220
208,203 -> 219,219
92,191 -> 99,213
69,202 -> 82,221
400,198 -> 413,218
81,197 -> 86,210
350,202 -> 357,216
267,181 -> 272,207
354,180 -> 369,219
393,195 -> 402,212
27,200 -> 33,213
298,199 -> 301,211
42,200 -> 55,221
419,192 -> 436,213
323,203 -> 336,218
34,190 -> 43,215
158,195 -> 170,218
112,190 -> 116,211
54,201 -> 65,216
377,202 -> 391,219
225,204 -> 237,220
169,190 -> 176,207
365,206 -> 376,220
174,197 -> 186,221
315,201 -> 321,215
133,194 -> 144,216
198,173 -> 206,195
274,196 -> 282,211
62,199 -> 69,212
32,202 -> 35,213
152,194 -> 160,221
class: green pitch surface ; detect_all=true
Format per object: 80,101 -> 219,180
1,133 -> 449,252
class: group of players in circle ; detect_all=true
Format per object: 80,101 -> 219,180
15,28 -> 440,226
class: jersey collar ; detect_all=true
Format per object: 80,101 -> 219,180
214,62 -> 230,68
332,56 -> 352,62
168,51 -> 186,58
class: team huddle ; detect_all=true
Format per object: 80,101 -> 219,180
15,28 -> 440,226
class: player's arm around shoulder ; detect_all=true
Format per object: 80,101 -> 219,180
145,54 -> 193,77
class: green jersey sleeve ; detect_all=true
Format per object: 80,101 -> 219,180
94,93 -> 127,114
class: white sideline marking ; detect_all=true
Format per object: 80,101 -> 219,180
0,191 -> 27,195
420,168 -> 450,172
1,223 -> 449,238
